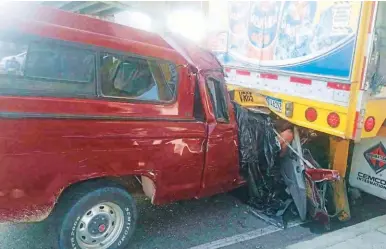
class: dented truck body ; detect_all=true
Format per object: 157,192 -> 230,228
0,3 -> 245,223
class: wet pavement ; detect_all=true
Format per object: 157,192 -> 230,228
0,192 -> 386,249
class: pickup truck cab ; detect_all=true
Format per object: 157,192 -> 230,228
0,3 -> 244,249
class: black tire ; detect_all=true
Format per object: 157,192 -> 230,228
56,183 -> 137,249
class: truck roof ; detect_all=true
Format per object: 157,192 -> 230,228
0,2 -> 221,71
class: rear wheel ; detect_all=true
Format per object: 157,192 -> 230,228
56,184 -> 137,249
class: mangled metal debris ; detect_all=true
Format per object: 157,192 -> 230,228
233,103 -> 340,228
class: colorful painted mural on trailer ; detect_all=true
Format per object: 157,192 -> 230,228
212,1 -> 362,80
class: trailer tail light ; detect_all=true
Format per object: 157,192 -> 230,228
364,116 -> 375,132
327,112 -> 340,128
305,108 -> 317,122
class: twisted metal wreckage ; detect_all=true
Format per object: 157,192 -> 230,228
233,102 -> 340,228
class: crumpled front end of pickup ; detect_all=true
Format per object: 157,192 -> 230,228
233,102 -> 340,228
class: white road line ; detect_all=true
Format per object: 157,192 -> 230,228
188,220 -> 305,249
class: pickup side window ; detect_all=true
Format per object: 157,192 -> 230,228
193,79 -> 205,121
100,53 -> 177,102
0,33 -> 96,97
206,77 -> 229,123
25,42 -> 95,83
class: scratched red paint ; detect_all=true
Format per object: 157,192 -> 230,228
0,3 -> 244,222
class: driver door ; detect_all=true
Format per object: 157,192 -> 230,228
199,73 -> 241,197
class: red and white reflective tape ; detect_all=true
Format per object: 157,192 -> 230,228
225,68 -> 351,106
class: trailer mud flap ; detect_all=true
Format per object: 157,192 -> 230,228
350,137 -> 386,200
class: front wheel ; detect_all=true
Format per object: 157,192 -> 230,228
57,185 -> 137,249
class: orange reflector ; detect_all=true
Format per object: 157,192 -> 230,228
327,112 -> 340,128
305,108 -> 317,122
364,116 -> 375,132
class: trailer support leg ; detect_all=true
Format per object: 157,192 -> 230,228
330,138 -> 351,221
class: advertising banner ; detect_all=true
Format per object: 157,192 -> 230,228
215,1 -> 362,80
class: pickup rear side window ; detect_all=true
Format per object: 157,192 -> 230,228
25,42 -> 95,83
100,53 -> 177,102
0,33 -> 96,97
206,77 -> 229,123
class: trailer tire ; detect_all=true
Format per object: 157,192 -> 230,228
56,184 -> 137,249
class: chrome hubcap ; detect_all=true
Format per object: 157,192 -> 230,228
76,202 -> 125,249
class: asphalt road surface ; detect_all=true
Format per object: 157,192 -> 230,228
1,192 -> 386,249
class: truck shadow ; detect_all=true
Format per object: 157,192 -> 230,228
0,194 -> 268,249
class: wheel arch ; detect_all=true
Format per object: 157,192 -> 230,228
50,174 -> 156,219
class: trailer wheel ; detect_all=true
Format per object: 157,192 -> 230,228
56,184 -> 137,249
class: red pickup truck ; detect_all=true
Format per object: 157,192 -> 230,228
0,4 -> 247,249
